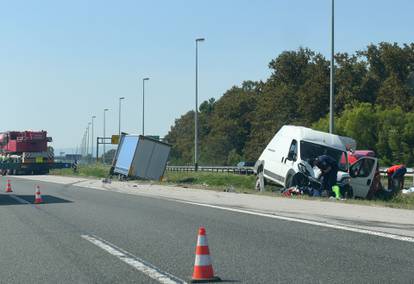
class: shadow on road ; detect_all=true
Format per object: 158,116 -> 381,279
0,194 -> 72,206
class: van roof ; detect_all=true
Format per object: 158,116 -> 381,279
280,125 -> 355,152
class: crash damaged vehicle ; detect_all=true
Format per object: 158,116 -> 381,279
347,150 -> 402,200
254,125 -> 378,199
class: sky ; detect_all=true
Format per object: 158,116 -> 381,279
0,0 -> 413,153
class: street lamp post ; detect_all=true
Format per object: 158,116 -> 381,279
118,97 -> 125,137
86,123 -> 91,160
103,108 -> 109,164
194,38 -> 205,171
82,131 -> 86,157
142,78 -> 150,136
83,131 -> 87,157
91,115 -> 96,162
329,0 -> 335,134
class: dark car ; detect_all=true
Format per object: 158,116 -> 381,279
237,161 -> 255,168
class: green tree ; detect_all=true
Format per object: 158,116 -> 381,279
335,53 -> 369,112
360,42 -> 414,111
336,103 -> 378,150
165,43 -> 414,166
164,111 -> 195,165
202,84 -> 258,165
375,107 -> 406,164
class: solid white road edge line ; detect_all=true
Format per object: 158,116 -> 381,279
178,200 -> 414,243
81,234 -> 187,284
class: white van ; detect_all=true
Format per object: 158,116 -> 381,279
254,125 -> 377,197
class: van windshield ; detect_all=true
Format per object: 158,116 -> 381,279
300,140 -> 348,171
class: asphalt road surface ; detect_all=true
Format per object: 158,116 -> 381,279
0,177 -> 413,283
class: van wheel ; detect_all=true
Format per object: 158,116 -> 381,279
342,185 -> 353,199
285,175 -> 293,188
348,186 -> 354,198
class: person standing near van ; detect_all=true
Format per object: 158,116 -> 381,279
313,155 -> 339,197
387,164 -> 407,191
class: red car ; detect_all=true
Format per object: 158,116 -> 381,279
348,150 -> 376,165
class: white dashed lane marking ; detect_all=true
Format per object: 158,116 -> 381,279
81,234 -> 187,284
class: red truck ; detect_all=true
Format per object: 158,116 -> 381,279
0,130 -> 71,175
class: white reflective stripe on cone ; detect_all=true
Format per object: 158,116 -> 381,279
196,236 -> 208,246
194,255 -> 212,266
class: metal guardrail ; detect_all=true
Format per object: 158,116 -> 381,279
379,167 -> 413,172
166,165 -> 254,175
167,165 -> 414,184
379,168 -> 414,186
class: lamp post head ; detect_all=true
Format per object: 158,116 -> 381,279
143,77 -> 150,81
196,38 -> 205,42
92,115 -> 96,119
104,108 -> 109,112
119,97 -> 125,100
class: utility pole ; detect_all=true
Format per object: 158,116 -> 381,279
142,78 -> 149,136
91,116 -> 96,162
329,0 -> 335,134
83,130 -> 87,157
83,132 -> 86,157
86,124 -> 90,159
194,38 -> 205,171
118,97 -> 125,137
103,108 -> 109,164
81,132 -> 84,156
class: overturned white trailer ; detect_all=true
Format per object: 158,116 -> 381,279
111,135 -> 171,180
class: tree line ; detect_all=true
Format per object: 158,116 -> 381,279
165,42 -> 414,166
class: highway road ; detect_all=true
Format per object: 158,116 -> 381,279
0,177 -> 413,283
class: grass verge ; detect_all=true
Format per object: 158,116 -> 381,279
51,165 -> 414,210
162,171 -> 259,193
50,164 -> 111,178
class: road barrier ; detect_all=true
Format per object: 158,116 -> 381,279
167,165 -> 414,185
380,168 -> 414,187
167,165 -> 254,175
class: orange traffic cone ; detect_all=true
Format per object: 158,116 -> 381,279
34,185 -> 43,204
5,179 -> 12,193
191,227 -> 221,283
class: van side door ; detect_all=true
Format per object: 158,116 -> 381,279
349,157 -> 378,198
279,139 -> 298,185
